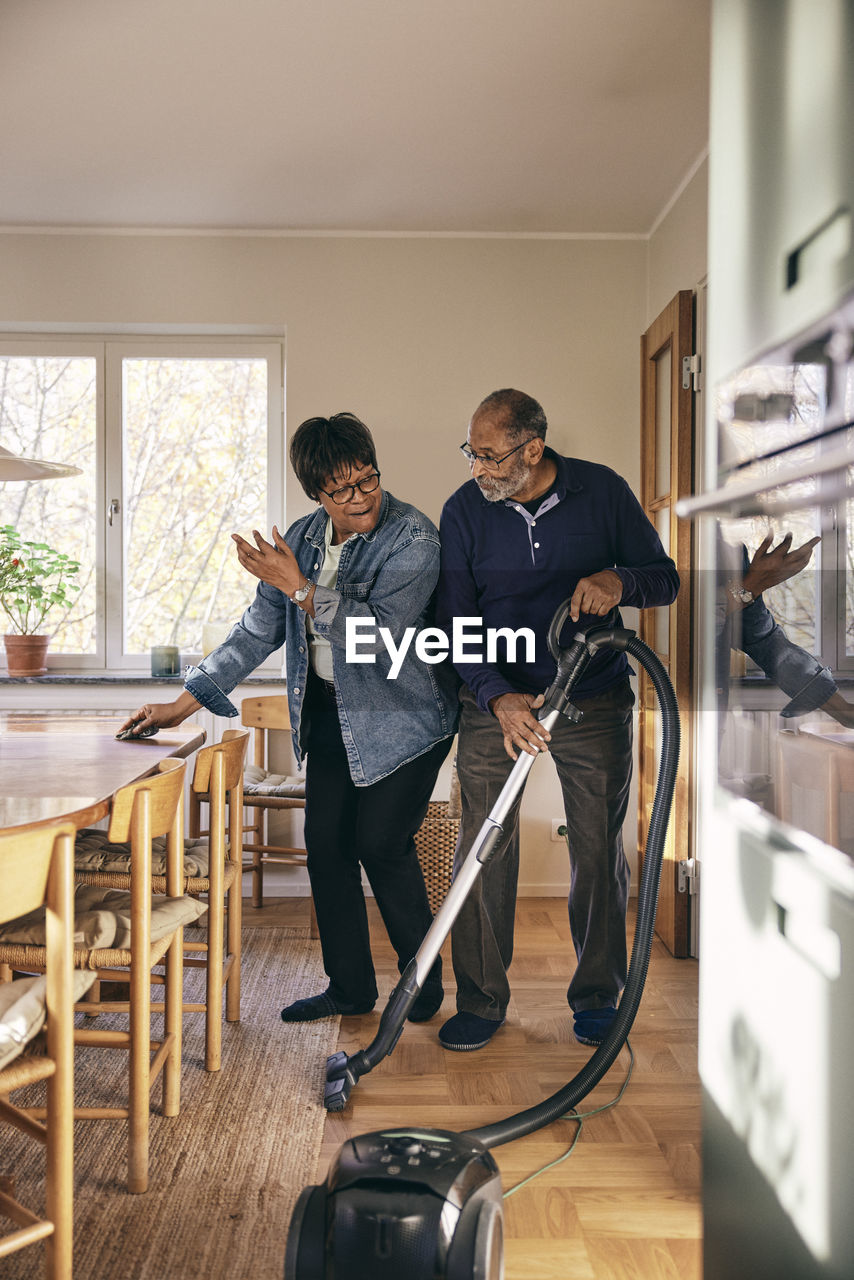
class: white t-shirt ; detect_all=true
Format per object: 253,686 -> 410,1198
306,517 -> 349,682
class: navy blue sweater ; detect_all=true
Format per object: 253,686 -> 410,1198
436,448 -> 679,712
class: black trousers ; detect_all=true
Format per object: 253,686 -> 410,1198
303,672 -> 451,1006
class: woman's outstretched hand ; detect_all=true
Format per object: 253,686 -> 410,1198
117,691 -> 201,738
743,532 -> 821,595
232,526 -> 301,596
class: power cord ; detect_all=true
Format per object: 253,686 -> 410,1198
502,1040 -> 635,1199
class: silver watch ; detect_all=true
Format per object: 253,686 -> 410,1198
726,580 -> 754,605
292,581 -> 312,603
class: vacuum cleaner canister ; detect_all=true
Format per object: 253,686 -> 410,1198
284,1127 -> 504,1280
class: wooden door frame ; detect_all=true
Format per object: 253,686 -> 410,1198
638,289 -> 695,957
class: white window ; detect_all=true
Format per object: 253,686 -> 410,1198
0,336 -> 284,671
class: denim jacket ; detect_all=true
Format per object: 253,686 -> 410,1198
716,542 -> 837,717
184,489 -> 459,785
717,595 -> 837,717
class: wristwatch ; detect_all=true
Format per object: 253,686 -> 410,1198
292,580 -> 312,604
726,580 -> 754,605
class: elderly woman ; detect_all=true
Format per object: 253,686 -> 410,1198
121,412 -> 458,1023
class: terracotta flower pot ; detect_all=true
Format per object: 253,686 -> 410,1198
3,633 -> 50,676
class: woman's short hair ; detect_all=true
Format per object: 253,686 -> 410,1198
289,412 -> 379,501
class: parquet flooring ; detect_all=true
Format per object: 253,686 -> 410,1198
246,895 -> 702,1280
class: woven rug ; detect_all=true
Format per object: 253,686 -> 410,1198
3,926 -> 338,1280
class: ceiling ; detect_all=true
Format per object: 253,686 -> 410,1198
0,0 -> 710,236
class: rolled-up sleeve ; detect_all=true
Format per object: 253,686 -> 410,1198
183,581 -> 288,714
737,597 -> 837,716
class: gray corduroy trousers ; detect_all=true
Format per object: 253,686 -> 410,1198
450,678 -> 635,1020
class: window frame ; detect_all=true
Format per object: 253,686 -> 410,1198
0,332 -> 285,674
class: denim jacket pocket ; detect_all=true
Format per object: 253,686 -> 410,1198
338,580 -> 374,601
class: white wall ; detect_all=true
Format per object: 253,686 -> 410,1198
647,158 -> 709,323
0,228 -> 656,893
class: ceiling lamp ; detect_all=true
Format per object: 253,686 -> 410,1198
0,445 -> 82,481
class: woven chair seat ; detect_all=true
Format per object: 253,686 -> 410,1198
0,1052 -> 57,1094
75,829 -> 212,877
74,828 -> 239,894
195,765 -> 305,811
0,883 -> 208,969
75,864 -> 236,897
242,764 -> 305,798
0,971 -> 97,1071
2,931 -> 183,974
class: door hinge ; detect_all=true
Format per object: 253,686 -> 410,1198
682,353 -> 701,392
677,858 -> 699,895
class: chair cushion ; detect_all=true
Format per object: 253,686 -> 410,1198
0,884 -> 208,951
75,829 -> 211,877
0,971 -> 97,1071
243,764 -> 306,797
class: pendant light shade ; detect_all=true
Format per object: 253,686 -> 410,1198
0,445 -> 82,482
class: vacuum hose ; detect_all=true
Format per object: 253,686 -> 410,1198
285,612 -> 680,1279
465,629 -> 680,1149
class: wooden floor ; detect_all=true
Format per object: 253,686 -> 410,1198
246,895 -> 702,1280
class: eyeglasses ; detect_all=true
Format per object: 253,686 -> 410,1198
319,471 -> 381,505
459,439 -> 532,471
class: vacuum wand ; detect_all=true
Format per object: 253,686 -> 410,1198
323,610 -> 629,1112
289,609 -> 679,1279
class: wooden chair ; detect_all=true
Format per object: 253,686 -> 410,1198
0,820 -> 77,1279
181,729 -> 249,1071
75,729 -> 250,1074
190,697 -> 314,932
0,758 -> 201,1194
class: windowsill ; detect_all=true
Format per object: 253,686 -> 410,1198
735,674 -> 854,689
731,673 -> 854,712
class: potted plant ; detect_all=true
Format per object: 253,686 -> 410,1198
0,524 -> 81,675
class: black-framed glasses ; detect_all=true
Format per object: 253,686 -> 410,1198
319,471 -> 381,505
459,439 -> 531,472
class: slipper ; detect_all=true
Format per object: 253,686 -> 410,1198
573,1006 -> 617,1046
438,1010 -> 505,1051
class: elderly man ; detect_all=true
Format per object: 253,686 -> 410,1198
435,388 -> 679,1051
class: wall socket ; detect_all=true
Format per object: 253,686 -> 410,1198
551,818 -> 567,842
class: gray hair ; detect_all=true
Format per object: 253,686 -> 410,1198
473,389 -> 548,442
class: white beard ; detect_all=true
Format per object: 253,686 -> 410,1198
475,456 -> 532,503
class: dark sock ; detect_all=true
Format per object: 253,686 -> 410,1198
280,990 -> 375,1022
408,979 -> 444,1023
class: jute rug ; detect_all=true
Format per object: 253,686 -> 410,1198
3,926 -> 339,1280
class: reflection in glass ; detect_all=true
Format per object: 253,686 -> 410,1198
847,476 -> 854,658
711,357 -> 854,861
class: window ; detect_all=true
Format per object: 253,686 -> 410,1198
0,336 -> 284,670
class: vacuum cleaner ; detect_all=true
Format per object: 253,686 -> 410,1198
285,600 -> 680,1280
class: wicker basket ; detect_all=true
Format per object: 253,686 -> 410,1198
414,799 -> 460,914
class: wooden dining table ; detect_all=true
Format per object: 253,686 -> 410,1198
0,712 -> 206,830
